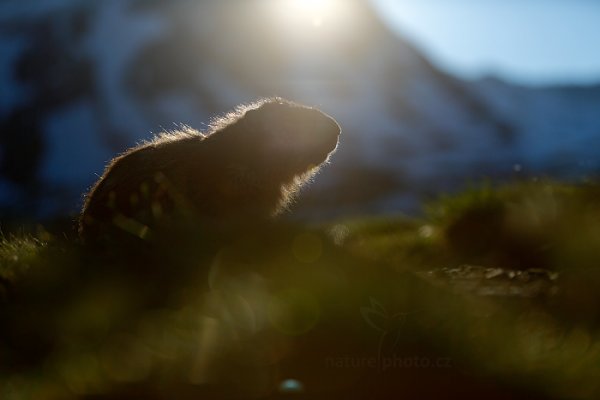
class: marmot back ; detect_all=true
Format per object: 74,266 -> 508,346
79,98 -> 341,244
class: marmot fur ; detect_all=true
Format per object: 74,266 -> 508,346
79,98 -> 341,244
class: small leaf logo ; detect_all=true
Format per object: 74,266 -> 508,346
360,297 -> 388,332
361,298 -> 409,363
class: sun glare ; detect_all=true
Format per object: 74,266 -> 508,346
271,0 -> 355,39
287,0 -> 333,27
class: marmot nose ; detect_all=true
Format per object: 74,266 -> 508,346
312,109 -> 341,148
324,113 -> 341,137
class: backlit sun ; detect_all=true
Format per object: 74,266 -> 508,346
288,0 -> 333,27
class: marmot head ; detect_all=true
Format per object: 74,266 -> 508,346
202,98 -> 341,216
211,98 -> 341,182
244,99 -> 341,164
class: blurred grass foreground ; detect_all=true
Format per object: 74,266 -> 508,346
2,180 -> 600,399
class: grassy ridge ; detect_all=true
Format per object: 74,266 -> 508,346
1,181 -> 600,399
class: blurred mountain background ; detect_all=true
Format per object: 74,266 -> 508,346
1,0 -> 599,222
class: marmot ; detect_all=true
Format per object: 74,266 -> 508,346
79,98 -> 341,244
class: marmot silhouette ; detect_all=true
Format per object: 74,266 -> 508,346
79,98 -> 341,244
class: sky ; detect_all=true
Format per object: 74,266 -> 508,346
370,0 -> 600,86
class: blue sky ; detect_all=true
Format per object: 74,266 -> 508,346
371,0 -> 600,86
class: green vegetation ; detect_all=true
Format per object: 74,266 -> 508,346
0,236 -> 45,301
1,181 -> 600,399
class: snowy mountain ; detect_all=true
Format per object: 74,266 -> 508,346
0,0 -> 599,220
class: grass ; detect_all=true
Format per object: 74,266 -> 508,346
1,180 -> 600,399
0,236 -> 45,300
